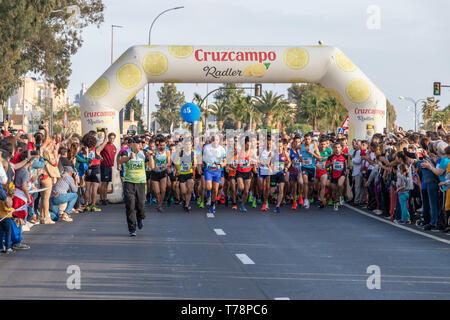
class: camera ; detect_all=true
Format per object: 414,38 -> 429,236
96,127 -> 106,133
30,150 -> 39,156
127,129 -> 136,136
20,134 -> 28,140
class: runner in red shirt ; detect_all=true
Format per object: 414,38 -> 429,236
236,136 -> 254,212
326,142 -> 348,211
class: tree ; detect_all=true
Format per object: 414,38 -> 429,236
192,92 -> 214,130
254,91 -> 286,128
213,83 -> 244,105
153,83 -> 185,133
125,97 -> 145,133
322,96 -> 343,132
0,1 -> 104,104
229,95 -> 252,130
210,101 -> 231,131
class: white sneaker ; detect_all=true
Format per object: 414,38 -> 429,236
22,224 -> 31,232
304,198 -> 310,209
339,196 -> 345,206
373,209 -> 383,215
206,198 -> 211,206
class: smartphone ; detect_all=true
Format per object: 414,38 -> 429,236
30,150 -> 39,156
5,114 -> 9,121
20,134 -> 28,139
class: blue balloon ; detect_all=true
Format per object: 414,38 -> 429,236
181,103 -> 200,123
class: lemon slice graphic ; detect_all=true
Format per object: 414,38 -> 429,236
336,51 -> 356,72
251,63 -> 266,77
116,63 -> 142,89
87,76 -> 110,100
142,52 -> 168,76
243,65 -> 253,77
345,79 -> 371,104
283,48 -> 309,70
168,46 -> 194,59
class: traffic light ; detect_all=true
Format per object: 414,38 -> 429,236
255,83 -> 262,97
433,82 -> 441,96
428,109 -> 432,117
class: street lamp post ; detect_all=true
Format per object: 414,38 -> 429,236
147,6 -> 184,133
398,96 -> 426,131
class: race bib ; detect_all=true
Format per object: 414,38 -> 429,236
207,163 -> 217,170
303,158 -> 312,166
181,162 -> 190,172
333,162 -> 344,171
292,159 -> 301,169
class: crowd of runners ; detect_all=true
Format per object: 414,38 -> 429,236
119,127 -> 450,236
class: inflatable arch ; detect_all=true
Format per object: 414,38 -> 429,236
81,45 -> 386,202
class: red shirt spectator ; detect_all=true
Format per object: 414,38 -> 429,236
100,142 -> 117,168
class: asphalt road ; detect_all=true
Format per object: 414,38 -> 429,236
1,202 -> 449,300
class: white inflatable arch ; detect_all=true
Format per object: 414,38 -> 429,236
81,45 -> 386,202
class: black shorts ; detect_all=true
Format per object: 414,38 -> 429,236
302,167 -> 316,182
146,171 -> 151,181
178,173 -> 193,184
169,172 -> 178,182
100,166 -> 112,182
236,170 -> 252,180
151,171 -> 167,182
330,171 -> 346,184
85,165 -> 100,183
270,172 -> 285,185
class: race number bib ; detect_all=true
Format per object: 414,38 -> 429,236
303,158 -> 312,166
333,161 -> 344,171
292,159 -> 301,169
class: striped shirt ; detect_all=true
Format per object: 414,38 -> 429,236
51,175 -> 77,196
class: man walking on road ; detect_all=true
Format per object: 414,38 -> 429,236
118,136 -> 147,236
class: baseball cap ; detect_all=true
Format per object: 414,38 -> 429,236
63,166 -> 74,174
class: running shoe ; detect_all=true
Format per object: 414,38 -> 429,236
84,205 -> 91,212
298,196 -> 304,206
303,198 -> 310,209
248,194 -> 253,203
137,219 -> 143,230
274,206 -> 281,213
292,202 -> 297,210
240,205 -> 247,212
252,199 -> 257,208
91,206 -> 101,212
328,199 -> 333,206
261,204 -> 267,211
232,205 -> 238,210
199,201 -> 205,209
157,206 -> 163,213
220,195 -> 226,204
197,197 -> 201,206
129,230 -> 137,237
339,196 -> 345,206
319,201 -> 326,209
257,199 -> 263,205
333,202 -> 339,211
209,205 -> 215,214
206,198 -> 211,206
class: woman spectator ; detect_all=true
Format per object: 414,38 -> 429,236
40,135 -> 60,224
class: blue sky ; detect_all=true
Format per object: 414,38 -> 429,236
68,0 -> 450,130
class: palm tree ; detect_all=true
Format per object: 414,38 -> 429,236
210,101 -> 231,131
298,94 -> 324,130
273,100 -> 293,134
230,95 -> 251,129
322,96 -> 342,132
193,92 -> 214,130
254,91 -> 286,128
421,99 -> 440,123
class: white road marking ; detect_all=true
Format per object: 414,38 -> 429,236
235,253 -> 255,265
344,204 -> 450,246
206,213 -> 215,218
214,228 -> 226,236
274,297 -> 290,300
